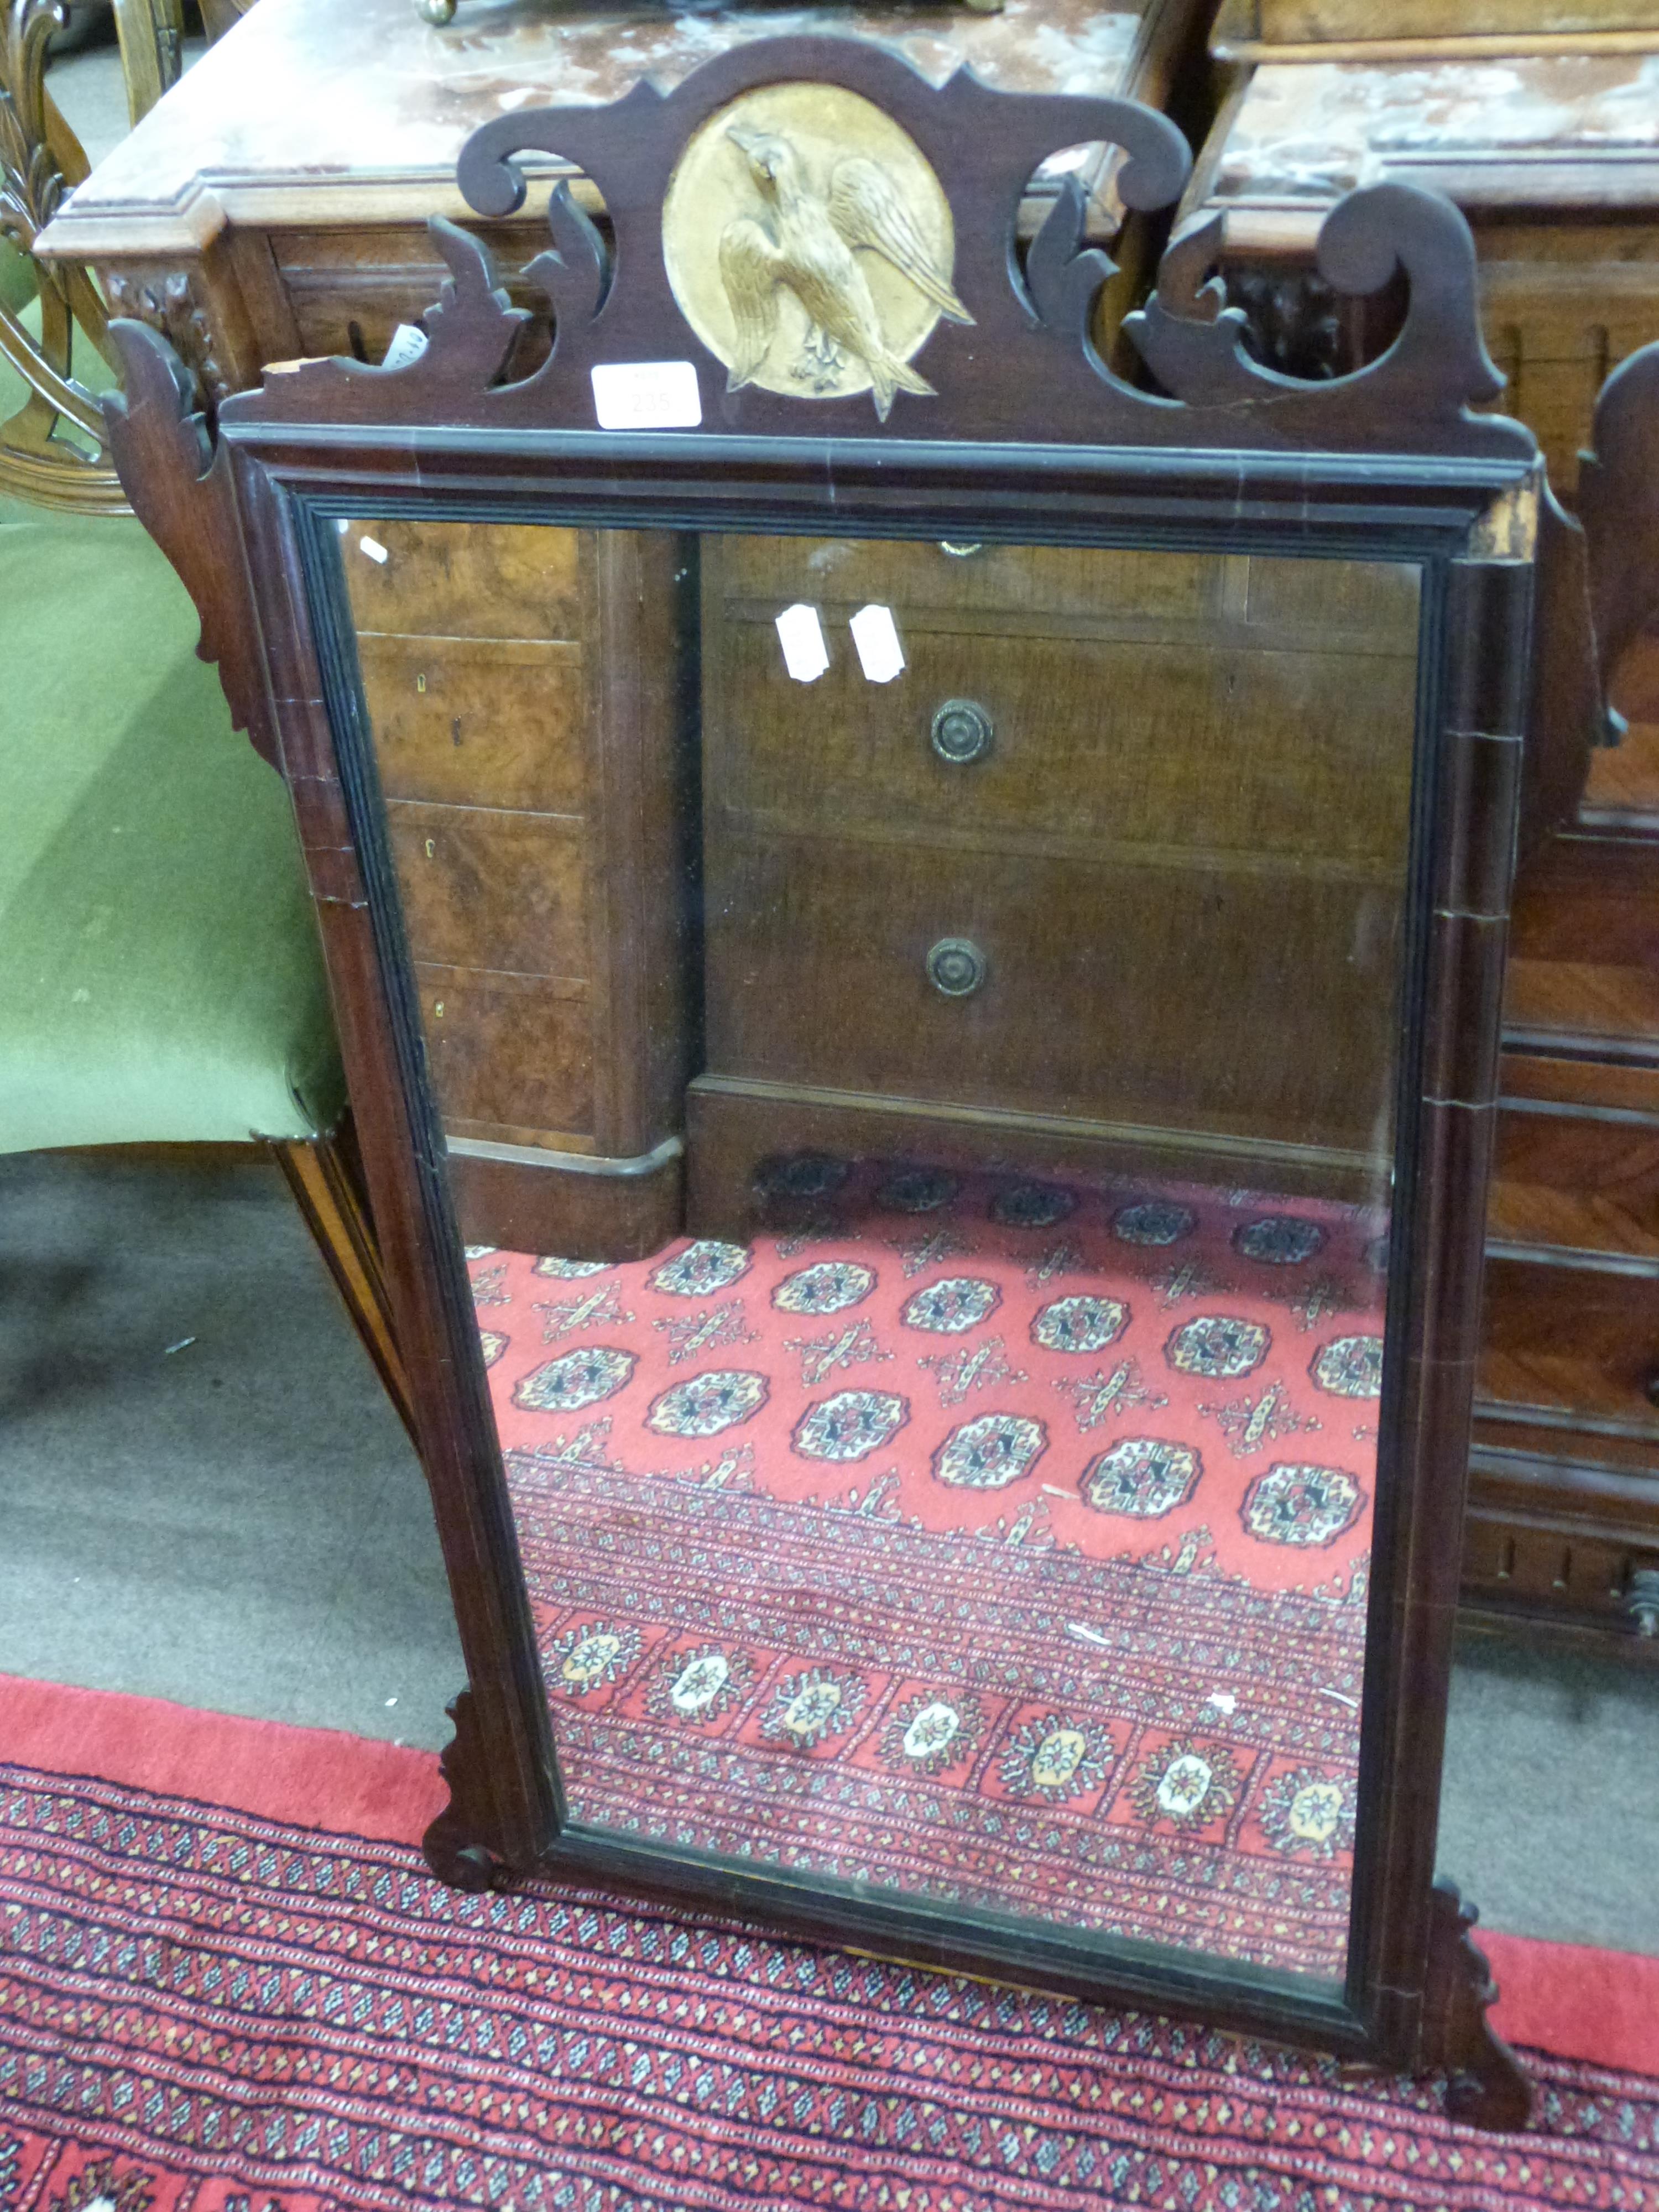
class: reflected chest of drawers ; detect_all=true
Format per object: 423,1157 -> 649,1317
690,535 -> 1420,1232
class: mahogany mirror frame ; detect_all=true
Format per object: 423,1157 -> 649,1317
97,35 -> 1589,2126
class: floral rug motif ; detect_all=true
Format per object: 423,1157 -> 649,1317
471,1171 -> 1386,1976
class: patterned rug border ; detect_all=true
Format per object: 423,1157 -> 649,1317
1,1670 -> 1654,2082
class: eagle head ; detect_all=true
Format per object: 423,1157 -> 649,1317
726,122 -> 798,197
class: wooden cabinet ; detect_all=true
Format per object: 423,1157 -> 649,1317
1181,56 -> 1659,1640
342,520 -> 692,1259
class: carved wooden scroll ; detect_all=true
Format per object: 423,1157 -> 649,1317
102,322 -> 276,763
216,35 -> 1533,460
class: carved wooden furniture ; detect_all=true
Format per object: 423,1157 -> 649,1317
1177,54 -> 1659,1645
97,25 -> 1630,2124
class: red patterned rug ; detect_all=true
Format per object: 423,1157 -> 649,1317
469,1173 -> 1383,1976
2,1676 -> 1657,2212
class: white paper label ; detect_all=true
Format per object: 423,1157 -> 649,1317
774,603 -> 830,684
358,535 -> 389,564
849,602 -> 906,684
382,321 -> 430,371
589,359 -> 702,430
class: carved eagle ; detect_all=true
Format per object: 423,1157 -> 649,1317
719,124 -> 974,421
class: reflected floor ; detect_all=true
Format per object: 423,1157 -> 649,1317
468,1172 -> 1381,1977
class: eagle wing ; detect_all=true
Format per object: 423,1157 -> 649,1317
718,215 -> 786,390
827,157 -> 974,326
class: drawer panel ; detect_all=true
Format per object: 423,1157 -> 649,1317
342,518 -> 585,641
705,536 -> 1421,647
1479,1251 -> 1659,1430
1489,1100 -> 1659,1259
357,634 -> 587,815
414,964 -> 594,1145
387,801 -> 587,979
704,618 -> 1416,863
703,834 -> 1402,1164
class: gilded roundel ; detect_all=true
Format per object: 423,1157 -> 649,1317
662,84 -> 971,419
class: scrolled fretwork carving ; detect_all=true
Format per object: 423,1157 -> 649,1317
217,36 -> 1535,466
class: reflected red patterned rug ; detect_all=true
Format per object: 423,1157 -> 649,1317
2,1676 -> 1657,2212
469,1176 -> 1384,1976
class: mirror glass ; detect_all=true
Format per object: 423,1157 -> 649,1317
336,517 -> 1422,1988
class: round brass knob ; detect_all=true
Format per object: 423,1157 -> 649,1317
931,699 -> 994,765
927,937 -> 987,998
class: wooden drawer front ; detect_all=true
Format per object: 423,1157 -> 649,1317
705,618 -> 1415,862
1490,1100 -> 1659,1260
705,536 -> 1420,643
341,518 -> 584,641
414,966 -> 594,1146
1479,1253 -> 1659,1430
385,802 -> 587,980
704,835 -> 1401,1163
356,634 -> 587,815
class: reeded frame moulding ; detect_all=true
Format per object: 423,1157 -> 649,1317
100,32 -> 1577,2129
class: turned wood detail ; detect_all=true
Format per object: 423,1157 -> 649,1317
1417,1881 -> 1535,2132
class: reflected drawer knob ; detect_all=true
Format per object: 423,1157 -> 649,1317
927,936 -> 988,998
931,699 -> 994,765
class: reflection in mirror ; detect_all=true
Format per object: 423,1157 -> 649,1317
340,518 -> 1421,1987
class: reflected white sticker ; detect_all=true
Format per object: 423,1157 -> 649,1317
590,359 -> 702,430
382,322 -> 430,371
849,602 -> 906,684
775,602 -> 830,684
358,535 -> 389,564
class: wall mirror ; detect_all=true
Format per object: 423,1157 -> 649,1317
104,32 -> 1589,2129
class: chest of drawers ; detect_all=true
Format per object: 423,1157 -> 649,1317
1180,54 -> 1659,1641
690,533 -> 1421,1235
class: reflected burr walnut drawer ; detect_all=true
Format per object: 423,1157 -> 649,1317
412,966 -> 596,1148
341,517 -> 585,641
384,802 -> 588,982
354,633 -> 587,815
